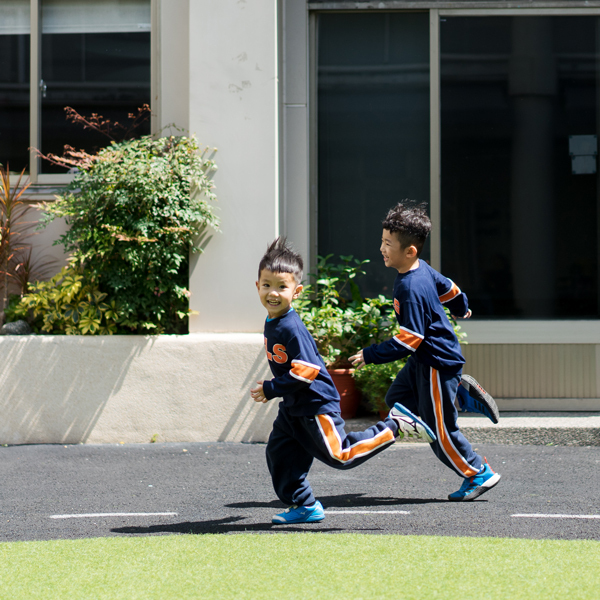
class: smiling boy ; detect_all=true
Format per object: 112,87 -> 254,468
350,202 -> 501,501
251,237 -> 437,524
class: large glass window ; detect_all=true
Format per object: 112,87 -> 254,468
317,13 -> 430,297
41,0 -> 151,173
0,0 -> 30,172
0,0 -> 150,177
441,16 -> 600,318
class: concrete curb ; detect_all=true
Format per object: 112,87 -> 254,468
345,412 -> 600,446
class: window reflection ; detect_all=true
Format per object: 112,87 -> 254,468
317,13 -> 430,298
441,16 -> 599,318
0,34 -> 30,173
41,31 -> 150,173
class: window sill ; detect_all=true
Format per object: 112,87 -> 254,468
460,320 -> 600,344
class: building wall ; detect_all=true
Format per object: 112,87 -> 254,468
177,0 -> 280,333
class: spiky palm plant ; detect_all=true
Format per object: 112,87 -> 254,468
0,165 -> 34,317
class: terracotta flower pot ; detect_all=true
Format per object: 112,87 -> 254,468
330,368 -> 361,420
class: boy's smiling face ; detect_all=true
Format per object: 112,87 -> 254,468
256,269 -> 303,319
380,229 -> 419,273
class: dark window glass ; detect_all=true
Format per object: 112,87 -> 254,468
318,13 -> 430,297
441,16 -> 600,318
0,34 -> 30,173
41,31 -> 150,173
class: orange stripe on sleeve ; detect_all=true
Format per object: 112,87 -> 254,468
430,368 -> 479,478
317,415 -> 394,464
290,360 -> 320,383
393,327 -> 423,351
439,282 -> 461,304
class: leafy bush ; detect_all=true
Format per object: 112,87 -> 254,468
12,265 -> 120,334
353,359 -> 407,413
25,133 -> 219,334
295,255 -> 397,368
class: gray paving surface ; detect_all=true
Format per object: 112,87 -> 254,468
1,439 -> 599,543
348,412 -> 600,446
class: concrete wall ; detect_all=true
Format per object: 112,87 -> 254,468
184,0 -> 280,333
0,334 -> 276,445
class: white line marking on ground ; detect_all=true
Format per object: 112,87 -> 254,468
512,514 -> 600,520
49,512 -> 178,519
325,510 -> 410,515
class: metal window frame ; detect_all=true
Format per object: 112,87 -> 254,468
308,1 -> 600,332
27,0 -> 158,184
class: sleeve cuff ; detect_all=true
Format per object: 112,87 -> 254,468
262,380 -> 276,400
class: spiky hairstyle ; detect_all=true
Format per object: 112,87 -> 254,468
382,201 -> 431,256
258,237 -> 303,283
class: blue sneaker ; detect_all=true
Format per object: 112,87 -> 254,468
448,459 -> 501,502
272,500 -> 325,524
456,375 -> 500,424
389,403 -> 437,444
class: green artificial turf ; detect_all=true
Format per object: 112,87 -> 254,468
1,534 -> 599,600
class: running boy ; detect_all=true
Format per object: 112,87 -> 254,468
251,238 -> 437,524
350,202 -> 501,501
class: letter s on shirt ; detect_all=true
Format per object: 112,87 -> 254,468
272,344 -> 288,364
264,337 -> 288,364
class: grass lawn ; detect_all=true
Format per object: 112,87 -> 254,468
1,533 -> 599,599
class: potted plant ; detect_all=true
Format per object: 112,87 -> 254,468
295,255 -> 397,419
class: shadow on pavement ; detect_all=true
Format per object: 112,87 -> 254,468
111,516 -> 345,535
227,493 -> 445,509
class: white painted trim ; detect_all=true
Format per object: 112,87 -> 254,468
460,320 -> 600,344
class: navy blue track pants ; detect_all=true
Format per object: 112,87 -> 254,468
266,404 -> 397,507
385,357 -> 482,478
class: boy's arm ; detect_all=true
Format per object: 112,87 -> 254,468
358,301 -> 425,366
435,273 -> 470,318
261,334 -> 323,400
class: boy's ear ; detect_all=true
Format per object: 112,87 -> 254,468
406,245 -> 418,258
293,284 -> 304,298
255,281 -> 260,291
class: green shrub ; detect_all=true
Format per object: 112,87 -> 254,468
29,133 -> 218,334
295,255 -> 397,368
12,264 -> 120,334
353,359 -> 407,413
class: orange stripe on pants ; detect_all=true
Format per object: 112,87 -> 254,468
317,415 -> 395,464
430,368 -> 479,477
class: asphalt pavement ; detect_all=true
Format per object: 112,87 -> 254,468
1,438 -> 599,543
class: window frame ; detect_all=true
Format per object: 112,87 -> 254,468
306,1 -> 600,333
25,0 -> 158,185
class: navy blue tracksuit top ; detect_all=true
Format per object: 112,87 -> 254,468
363,261 -> 468,374
262,309 -> 340,416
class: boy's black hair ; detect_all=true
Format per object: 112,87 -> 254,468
258,237 -> 304,283
382,201 -> 431,256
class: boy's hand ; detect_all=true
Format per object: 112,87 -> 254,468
251,381 -> 268,403
452,309 -> 472,319
349,350 -> 365,369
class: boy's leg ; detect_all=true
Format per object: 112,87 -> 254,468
384,356 -> 419,413
266,405 -> 317,508
414,364 -> 501,500
297,412 -> 397,471
414,365 -> 482,477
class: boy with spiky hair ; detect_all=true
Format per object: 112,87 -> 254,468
251,237 -> 437,524
350,202 -> 501,501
